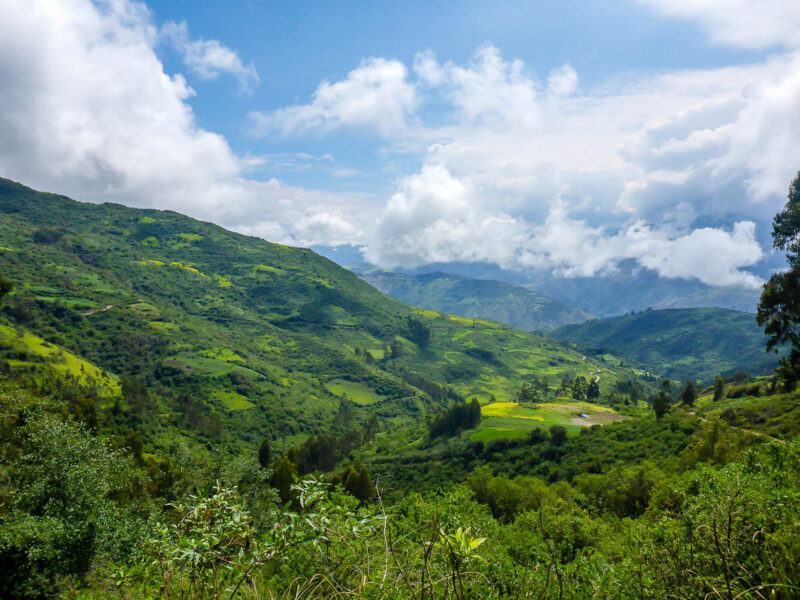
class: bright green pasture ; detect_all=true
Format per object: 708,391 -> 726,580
325,379 -> 384,405
0,324 -> 120,397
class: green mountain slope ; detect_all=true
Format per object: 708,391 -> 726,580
356,269 -> 595,332
548,307 -> 781,383
0,178 -> 643,452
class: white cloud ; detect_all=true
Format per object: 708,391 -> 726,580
367,165 -> 764,288
249,58 -> 418,137
352,44 -> 797,288
547,64 -> 579,97
0,0 -> 367,248
638,0 -> 800,50
161,20 -> 260,93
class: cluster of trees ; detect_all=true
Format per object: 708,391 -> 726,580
401,370 -> 463,403
570,375 -> 599,400
406,316 -> 432,347
429,398 -> 481,438
266,415 -> 379,503
516,375 -> 551,403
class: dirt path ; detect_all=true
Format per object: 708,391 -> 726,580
82,304 -> 113,316
693,413 -> 786,445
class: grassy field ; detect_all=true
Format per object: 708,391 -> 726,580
472,399 -> 624,441
0,323 -> 120,397
325,379 -> 385,405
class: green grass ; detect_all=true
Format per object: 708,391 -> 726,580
325,379 -> 384,405
0,324 -> 120,397
212,389 -> 255,411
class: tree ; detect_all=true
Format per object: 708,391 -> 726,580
389,339 -> 404,360
549,424 -> 567,446
407,316 -> 432,347
713,376 -> 725,401
270,455 -> 298,504
653,391 -> 669,420
572,376 -> 587,400
258,437 -> 271,469
757,170 -> 800,388
587,378 -> 600,401
0,274 -> 11,303
653,379 -> 672,420
680,380 -> 696,407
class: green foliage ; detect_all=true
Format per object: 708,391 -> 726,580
549,424 -> 568,446
257,437 -> 271,469
0,273 -> 12,303
681,379 -> 697,406
714,375 -> 725,401
406,315 -> 432,347
757,170 -> 800,389
0,388 -> 151,599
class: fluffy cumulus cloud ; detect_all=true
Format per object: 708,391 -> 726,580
249,58 -> 419,137
0,0 -> 368,247
161,20 -> 260,93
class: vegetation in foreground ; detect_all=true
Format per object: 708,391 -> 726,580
1,379 -> 798,599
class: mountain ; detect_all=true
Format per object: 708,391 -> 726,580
0,178 -> 644,452
523,266 -> 761,317
548,307 -> 782,383
312,247 -> 762,318
354,269 -> 594,332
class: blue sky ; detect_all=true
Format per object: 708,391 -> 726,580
147,0 -> 768,193
1,0 -> 799,288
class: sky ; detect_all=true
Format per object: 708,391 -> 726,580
1,1 -> 800,289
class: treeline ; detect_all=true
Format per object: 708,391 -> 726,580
429,398 -> 481,438
401,370 -> 463,403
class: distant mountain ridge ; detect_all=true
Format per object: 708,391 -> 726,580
355,268 -> 595,332
548,307 -> 782,383
311,247 -> 762,318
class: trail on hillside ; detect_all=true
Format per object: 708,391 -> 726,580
695,413 -> 786,445
82,304 -> 113,316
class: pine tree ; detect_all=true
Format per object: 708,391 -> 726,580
258,437 -> 271,469
713,376 -> 724,401
681,380 -> 697,407
653,391 -> 669,420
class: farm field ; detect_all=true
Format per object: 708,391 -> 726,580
472,399 -> 624,441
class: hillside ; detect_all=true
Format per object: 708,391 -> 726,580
0,178 -> 644,453
356,269 -> 594,332
548,307 -> 781,383
383,258 -> 761,316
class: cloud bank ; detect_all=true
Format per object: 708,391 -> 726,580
2,0 -> 799,288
